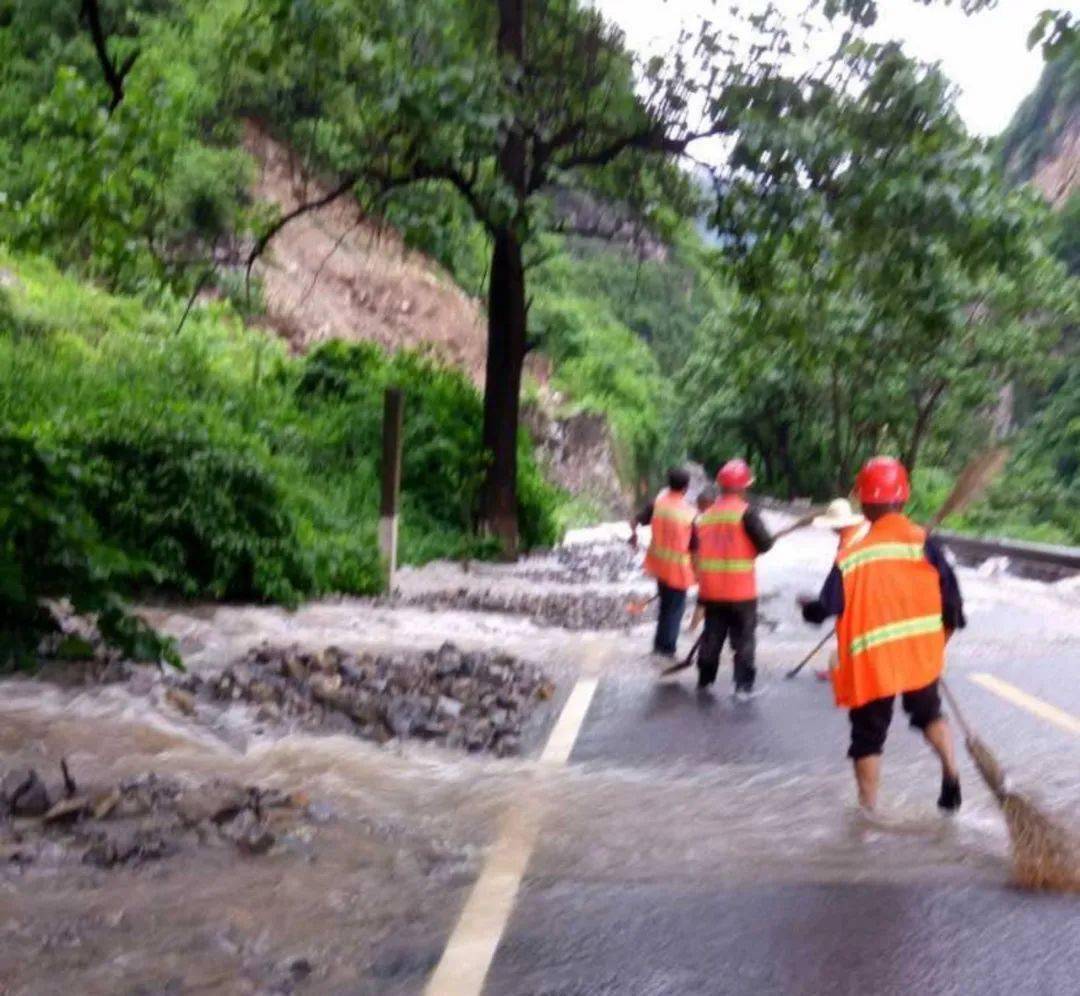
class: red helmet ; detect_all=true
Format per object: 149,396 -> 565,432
856,456 -> 910,504
717,458 -> 755,490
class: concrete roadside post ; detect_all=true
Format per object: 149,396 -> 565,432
379,387 -> 404,588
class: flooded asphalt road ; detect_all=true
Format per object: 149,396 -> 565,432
1,518 -> 1078,994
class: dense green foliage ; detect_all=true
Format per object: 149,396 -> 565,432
0,251 -> 559,665
1,430 -> 179,668
0,0 -> 255,297
681,46 -> 1077,524
1,0 -> 1078,667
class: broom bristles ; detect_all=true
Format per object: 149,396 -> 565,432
1001,792 -> 1080,892
928,446 -> 1010,531
963,734 -> 1079,890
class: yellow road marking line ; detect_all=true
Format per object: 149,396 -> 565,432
969,673 -> 1080,737
425,677 -> 600,995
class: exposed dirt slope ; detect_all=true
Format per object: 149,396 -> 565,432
1032,108 -> 1080,207
245,122 -> 487,382
244,122 -> 632,515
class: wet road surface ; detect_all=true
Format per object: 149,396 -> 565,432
1,521 -> 1078,994
433,525 -> 1080,996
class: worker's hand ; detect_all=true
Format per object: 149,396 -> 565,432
796,592 -> 815,609
628,529 -> 638,551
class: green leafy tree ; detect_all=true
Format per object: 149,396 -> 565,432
239,0 -> 993,551
684,45 -> 1077,496
0,0 -> 253,296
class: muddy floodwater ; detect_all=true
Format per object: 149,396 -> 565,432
2,517 -> 1079,993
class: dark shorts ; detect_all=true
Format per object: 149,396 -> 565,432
848,681 -> 943,760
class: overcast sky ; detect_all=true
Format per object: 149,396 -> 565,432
592,0 -> 1069,137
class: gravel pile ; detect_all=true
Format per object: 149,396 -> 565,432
514,542 -> 642,584
397,588 -> 652,630
1,767 -> 308,869
169,642 -> 554,757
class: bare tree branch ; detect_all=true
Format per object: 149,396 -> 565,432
243,150 -> 498,306
244,174 -> 360,297
533,122 -> 724,192
79,0 -> 137,113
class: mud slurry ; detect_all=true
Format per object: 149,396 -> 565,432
3,529 -> 1079,993
0,553 -> 589,993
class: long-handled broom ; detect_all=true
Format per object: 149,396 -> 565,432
939,679 -> 1078,890
925,445 -> 1077,890
784,630 -> 833,679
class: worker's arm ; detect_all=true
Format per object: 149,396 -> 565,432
628,501 -> 654,550
742,507 -> 775,554
799,565 -> 844,625
924,537 -> 966,632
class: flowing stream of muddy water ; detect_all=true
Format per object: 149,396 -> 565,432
2,516 -> 1078,994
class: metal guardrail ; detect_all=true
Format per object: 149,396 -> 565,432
934,530 -> 1080,582
755,497 -> 1080,582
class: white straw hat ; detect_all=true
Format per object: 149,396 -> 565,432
812,498 -> 866,530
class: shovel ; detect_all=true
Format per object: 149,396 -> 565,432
659,635 -> 702,677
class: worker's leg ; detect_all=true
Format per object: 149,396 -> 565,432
696,603 -> 727,688
902,682 -> 961,811
653,582 -> 686,656
848,697 -> 894,810
729,599 -> 758,692
854,756 -> 882,811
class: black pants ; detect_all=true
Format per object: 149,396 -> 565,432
653,582 -> 688,656
697,599 -> 757,689
848,681 -> 943,759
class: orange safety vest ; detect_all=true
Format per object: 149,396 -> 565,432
832,513 -> 945,709
695,495 -> 758,602
643,489 -> 696,591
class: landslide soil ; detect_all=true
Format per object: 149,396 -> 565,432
245,122 -> 488,381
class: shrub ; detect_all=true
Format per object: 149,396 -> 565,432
0,250 -> 565,666
72,423 -> 316,604
0,431 -> 178,670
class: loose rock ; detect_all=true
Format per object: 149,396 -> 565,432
0,767 -> 312,870
395,587 -> 653,630
165,687 -> 197,716
169,641 -> 553,756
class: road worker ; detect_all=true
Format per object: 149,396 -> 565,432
694,459 -> 774,699
629,467 -> 696,658
808,498 -> 869,681
798,457 -> 965,812
687,485 -> 720,633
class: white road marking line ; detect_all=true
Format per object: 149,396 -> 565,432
540,677 -> 600,765
424,677 -> 600,996
969,673 -> 1080,737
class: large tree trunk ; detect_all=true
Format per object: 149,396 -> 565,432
902,381 -> 947,475
480,227 -> 527,555
479,0 -> 528,556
